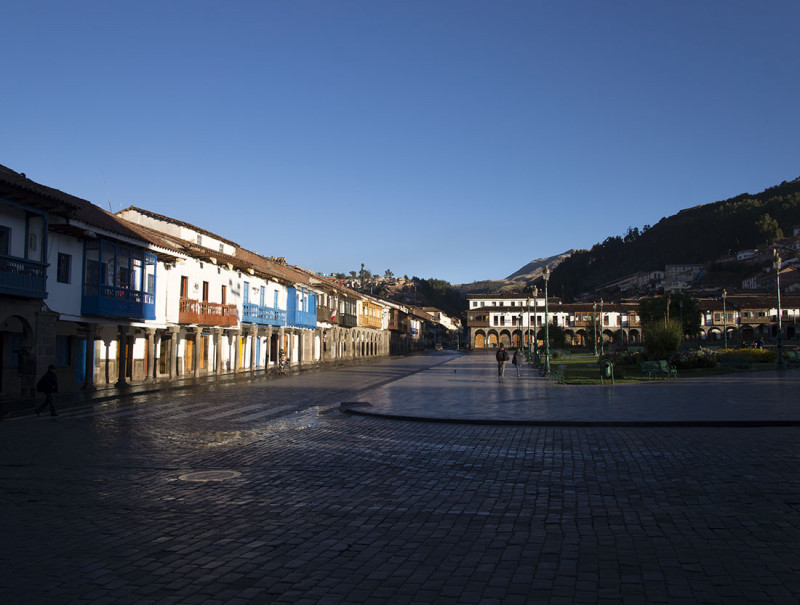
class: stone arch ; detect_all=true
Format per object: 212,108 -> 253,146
474,330 -> 486,349
0,313 -> 36,396
487,331 -> 499,348
499,330 -> 512,348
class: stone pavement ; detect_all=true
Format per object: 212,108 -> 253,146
1,352 -> 799,604
342,352 -> 800,425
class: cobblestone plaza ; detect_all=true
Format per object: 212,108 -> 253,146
1,353 -> 799,603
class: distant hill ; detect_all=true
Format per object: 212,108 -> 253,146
454,176 -> 800,301
551,177 -> 800,300
455,251 -> 574,294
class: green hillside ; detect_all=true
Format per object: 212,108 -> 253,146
550,177 -> 800,300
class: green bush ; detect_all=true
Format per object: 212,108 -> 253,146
718,348 -> 777,363
670,349 -> 718,369
643,320 -> 683,360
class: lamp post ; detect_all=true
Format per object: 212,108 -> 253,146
722,289 -> 727,349
593,302 -> 598,357
543,265 -> 550,375
600,298 -> 604,356
532,286 -> 539,366
525,296 -> 530,360
775,252 -> 784,369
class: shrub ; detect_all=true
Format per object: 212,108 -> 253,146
643,320 -> 683,360
718,348 -> 777,363
670,348 -> 718,369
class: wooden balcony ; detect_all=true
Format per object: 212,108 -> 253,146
360,314 -> 382,329
242,302 -> 286,327
83,284 -> 155,320
0,254 -> 47,298
179,298 -> 238,326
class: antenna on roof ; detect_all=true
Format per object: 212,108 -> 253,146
102,168 -> 112,213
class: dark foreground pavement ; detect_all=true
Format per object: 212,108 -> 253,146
1,352 -> 799,604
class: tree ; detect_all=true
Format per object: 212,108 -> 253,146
639,293 -> 701,337
538,323 -> 566,348
756,213 -> 784,244
384,269 -> 394,279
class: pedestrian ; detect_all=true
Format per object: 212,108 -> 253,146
496,344 -> 509,378
512,349 -> 522,377
35,365 -> 58,417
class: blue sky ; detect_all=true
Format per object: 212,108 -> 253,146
4,1 -> 799,285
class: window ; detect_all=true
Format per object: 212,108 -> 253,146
57,253 -> 71,283
180,276 -> 189,298
196,234 -> 203,246
221,285 -> 227,305
28,233 -> 38,253
0,226 -> 9,255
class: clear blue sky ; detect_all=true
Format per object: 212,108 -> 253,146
4,1 -> 799,285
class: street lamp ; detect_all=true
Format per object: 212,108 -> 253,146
722,289 -> 727,349
543,265 -> 550,375
600,298 -> 604,356
775,252 -> 784,369
532,286 -> 538,365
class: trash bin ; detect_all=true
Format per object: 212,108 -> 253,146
600,359 -> 613,380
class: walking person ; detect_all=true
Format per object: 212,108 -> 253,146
512,349 -> 522,377
496,344 -> 509,378
35,365 -> 58,417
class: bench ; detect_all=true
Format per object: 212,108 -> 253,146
548,365 -> 566,384
719,355 -> 752,372
639,360 -> 677,379
783,350 -> 800,367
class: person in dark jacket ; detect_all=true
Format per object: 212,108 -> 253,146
35,365 -> 58,417
512,349 -> 522,377
496,345 -> 509,378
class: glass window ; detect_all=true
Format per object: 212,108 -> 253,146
0,226 -> 9,255
57,253 -> 71,283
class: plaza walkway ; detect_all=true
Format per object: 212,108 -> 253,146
1,352 -> 798,603
343,351 -> 800,425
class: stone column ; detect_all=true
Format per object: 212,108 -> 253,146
232,329 -> 241,373
192,328 -> 200,379
168,327 -> 179,380
146,328 -> 157,382
249,326 -> 257,374
214,328 -> 223,375
83,323 -> 97,391
116,325 -> 129,387
266,326 -> 273,369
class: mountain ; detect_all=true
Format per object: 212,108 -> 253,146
550,177 -> 800,300
455,176 -> 800,300
455,251 -> 574,294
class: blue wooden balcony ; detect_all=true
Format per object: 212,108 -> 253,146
287,309 -> 317,329
81,239 -> 156,320
82,284 -> 156,320
242,302 -> 286,327
0,254 -> 47,298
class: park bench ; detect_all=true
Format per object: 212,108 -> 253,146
639,360 -> 677,379
783,350 -> 800,367
719,355 -> 752,372
548,365 -> 566,384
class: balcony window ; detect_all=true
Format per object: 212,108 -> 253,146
57,253 -> 71,284
82,239 -> 156,319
